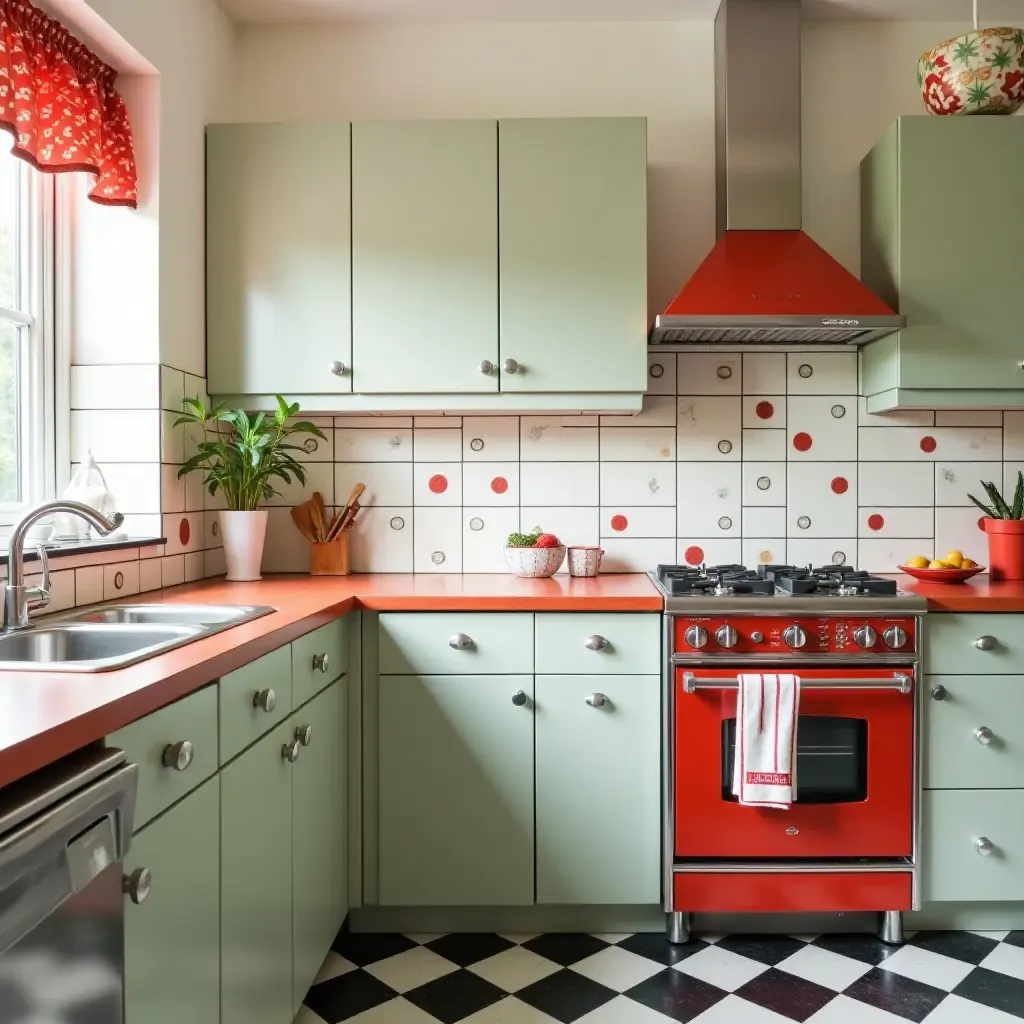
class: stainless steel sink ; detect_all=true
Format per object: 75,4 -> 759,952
0,603 -> 275,672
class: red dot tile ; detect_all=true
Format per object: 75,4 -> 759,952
920,435 -> 937,453
830,477 -> 849,494
428,474 -> 448,494
490,476 -> 508,494
610,514 -> 628,532
793,432 -> 813,452
868,513 -> 885,531
179,518 -> 190,545
684,545 -> 704,566
755,400 -> 774,420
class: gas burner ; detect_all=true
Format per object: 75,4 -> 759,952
760,563 -> 899,597
655,563 -> 776,597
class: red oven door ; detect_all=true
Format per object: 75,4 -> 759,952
674,666 -> 914,859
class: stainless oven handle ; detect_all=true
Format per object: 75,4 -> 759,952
680,671 -> 913,695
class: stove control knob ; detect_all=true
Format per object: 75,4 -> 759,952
883,625 -> 908,649
716,625 -> 739,649
684,625 -> 708,649
782,625 -> 807,649
853,625 -> 877,649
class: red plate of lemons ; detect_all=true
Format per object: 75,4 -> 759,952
898,549 -> 985,584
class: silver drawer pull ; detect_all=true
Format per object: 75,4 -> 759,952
931,684 -> 947,701
123,867 -> 152,905
976,837 -> 995,856
282,739 -> 301,763
975,726 -> 994,746
161,740 -> 193,772
585,635 -> 608,651
312,652 -> 330,674
254,687 -> 277,713
975,635 -> 998,651
295,724 -> 313,747
511,690 -> 528,707
586,693 -> 609,708
449,633 -> 473,650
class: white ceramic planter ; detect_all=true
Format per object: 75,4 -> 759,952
219,510 -> 269,581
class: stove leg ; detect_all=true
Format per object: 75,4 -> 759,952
666,911 -> 690,945
878,910 -> 903,946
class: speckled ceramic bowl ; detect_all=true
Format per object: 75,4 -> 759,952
919,27 -> 1024,115
504,545 -> 566,578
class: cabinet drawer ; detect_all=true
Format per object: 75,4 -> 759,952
379,613 -> 534,675
535,613 -> 660,675
924,789 -> 1024,901
293,619 -> 347,705
220,646 -> 293,764
925,675 -> 1024,789
925,614 -> 1024,674
110,685 -> 218,830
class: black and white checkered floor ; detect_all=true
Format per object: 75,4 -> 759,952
296,928 -> 1024,1023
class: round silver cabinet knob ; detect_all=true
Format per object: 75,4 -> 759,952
975,635 -> 998,651
123,867 -> 152,905
479,359 -> 494,376
716,625 -> 739,649
282,739 -> 301,763
975,726 -> 995,746
931,684 -> 947,701
853,625 -> 877,649
976,836 -> 995,856
883,626 -> 908,649
449,633 -> 473,650
783,625 -> 807,649
511,690 -> 528,707
503,358 -> 520,374
312,652 -> 330,674
329,360 -> 347,377
684,625 -> 708,649
585,635 -> 608,651
586,693 -> 609,708
254,688 -> 277,713
295,724 -> 313,747
161,740 -> 193,772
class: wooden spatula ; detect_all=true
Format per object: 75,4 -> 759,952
290,502 -> 318,543
310,492 -> 328,541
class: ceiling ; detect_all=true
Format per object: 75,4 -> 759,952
216,0 -> 1024,24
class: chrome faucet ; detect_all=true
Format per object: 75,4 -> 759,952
3,501 -> 124,633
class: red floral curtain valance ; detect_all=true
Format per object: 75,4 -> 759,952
0,0 -> 137,207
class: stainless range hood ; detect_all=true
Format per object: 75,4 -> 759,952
649,0 -> 904,346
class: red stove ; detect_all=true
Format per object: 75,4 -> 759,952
652,562 -> 928,946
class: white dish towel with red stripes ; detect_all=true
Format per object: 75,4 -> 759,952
732,673 -> 801,809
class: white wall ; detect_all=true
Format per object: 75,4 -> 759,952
231,20 -> 717,322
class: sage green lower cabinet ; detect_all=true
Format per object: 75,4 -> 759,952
221,717 -> 296,1024
378,674 -> 535,906
124,776 -> 220,1024
293,680 -> 348,1008
535,675 -> 660,905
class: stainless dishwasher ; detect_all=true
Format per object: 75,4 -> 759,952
0,745 -> 137,1024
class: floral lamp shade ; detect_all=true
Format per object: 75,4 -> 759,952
919,27 -> 1024,115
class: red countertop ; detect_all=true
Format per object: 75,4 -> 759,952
0,573 -> 662,788
887,574 -> 1024,612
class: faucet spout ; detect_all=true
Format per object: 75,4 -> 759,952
3,501 -> 124,632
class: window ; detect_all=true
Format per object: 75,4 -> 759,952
0,149 -> 57,524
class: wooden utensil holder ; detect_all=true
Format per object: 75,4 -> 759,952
309,531 -> 350,576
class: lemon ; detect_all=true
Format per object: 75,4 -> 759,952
944,550 -> 964,568
928,560 -> 947,569
906,555 -> 930,568
962,558 -> 977,568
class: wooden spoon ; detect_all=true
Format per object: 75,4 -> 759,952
310,492 -> 328,541
290,502 -> 318,543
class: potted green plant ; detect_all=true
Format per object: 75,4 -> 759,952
968,472 -> 1024,580
176,396 -> 325,581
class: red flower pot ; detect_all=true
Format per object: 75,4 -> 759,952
983,518 -> 1024,581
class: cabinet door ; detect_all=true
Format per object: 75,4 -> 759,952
897,117 -> 1024,391
379,674 -> 534,905
499,118 -> 647,394
535,674 -> 661,904
124,777 -> 220,1024
207,122 -> 352,396
221,718 -> 296,1024
292,680 -> 348,1009
352,120 -> 498,394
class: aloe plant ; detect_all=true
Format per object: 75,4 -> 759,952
968,471 -> 1024,520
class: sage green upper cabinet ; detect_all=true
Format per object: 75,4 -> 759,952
498,118 -> 648,394
206,122 -> 352,397
860,117 -> 1024,411
378,674 -> 535,906
352,120 -> 498,394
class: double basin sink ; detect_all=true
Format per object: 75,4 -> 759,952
0,604 -> 275,672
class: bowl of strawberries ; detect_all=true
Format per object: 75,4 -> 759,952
505,527 -> 565,578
